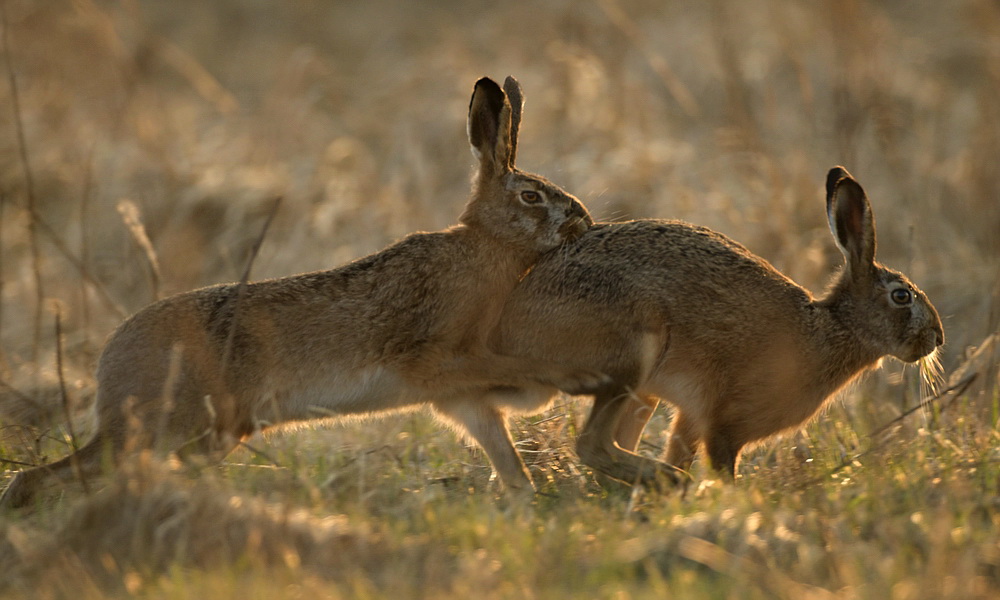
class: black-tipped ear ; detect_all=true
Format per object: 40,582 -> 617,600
467,77 -> 513,176
502,76 -> 523,167
825,166 -> 876,278
826,166 -> 852,201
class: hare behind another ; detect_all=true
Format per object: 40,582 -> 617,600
477,167 -> 944,491
1,76 -> 598,509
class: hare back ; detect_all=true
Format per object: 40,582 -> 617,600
207,229 -> 526,360
93,228 -> 533,429
530,220 -> 809,306
497,220 -> 814,373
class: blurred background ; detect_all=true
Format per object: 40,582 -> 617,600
0,0 -> 997,436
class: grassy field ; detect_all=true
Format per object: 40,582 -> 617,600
1,0 -> 999,598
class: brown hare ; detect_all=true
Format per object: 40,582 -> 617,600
476,167 -> 944,492
1,76 -> 600,508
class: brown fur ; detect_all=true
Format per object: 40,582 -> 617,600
0,76 -> 599,509
484,167 -> 944,489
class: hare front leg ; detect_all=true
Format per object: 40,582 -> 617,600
614,394 -> 659,453
433,400 -> 535,499
576,389 -> 683,489
704,425 -> 743,479
705,428 -> 746,481
615,398 -> 702,477
664,409 -> 701,473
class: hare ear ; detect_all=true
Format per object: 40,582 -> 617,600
826,166 -> 877,278
502,76 -> 523,167
467,77 -> 513,178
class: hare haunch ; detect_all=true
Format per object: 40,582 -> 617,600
479,167 -> 944,491
1,76 -> 599,508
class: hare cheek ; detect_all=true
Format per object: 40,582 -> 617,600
528,214 -> 562,248
553,212 -> 585,243
894,329 -> 932,362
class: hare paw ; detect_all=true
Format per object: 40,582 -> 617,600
552,368 -> 612,395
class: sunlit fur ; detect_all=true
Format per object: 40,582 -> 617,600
478,167 -> 945,490
0,76 -> 598,510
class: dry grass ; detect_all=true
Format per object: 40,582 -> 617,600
1,0 -> 999,598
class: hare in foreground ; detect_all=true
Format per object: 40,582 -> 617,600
1,76 -> 599,508
477,167 -> 943,491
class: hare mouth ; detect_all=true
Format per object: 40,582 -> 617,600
899,331 -> 942,363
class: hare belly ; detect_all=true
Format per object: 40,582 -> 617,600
260,365 -> 411,422
483,384 -> 558,415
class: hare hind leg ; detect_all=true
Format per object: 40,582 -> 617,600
0,430 -> 118,510
576,389 -> 682,489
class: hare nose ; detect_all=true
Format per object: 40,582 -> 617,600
567,204 -> 594,226
933,324 -> 945,347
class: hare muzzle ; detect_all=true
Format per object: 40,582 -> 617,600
903,321 -> 945,363
561,214 -> 589,240
560,203 -> 594,241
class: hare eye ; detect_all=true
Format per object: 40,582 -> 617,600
519,190 -> 543,205
890,288 -> 912,305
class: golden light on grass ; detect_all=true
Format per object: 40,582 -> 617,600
0,0 -> 997,598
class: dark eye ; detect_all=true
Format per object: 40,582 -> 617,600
520,190 -> 542,204
890,288 -> 912,305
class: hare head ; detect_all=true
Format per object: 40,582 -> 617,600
823,166 -> 944,364
461,76 -> 592,252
